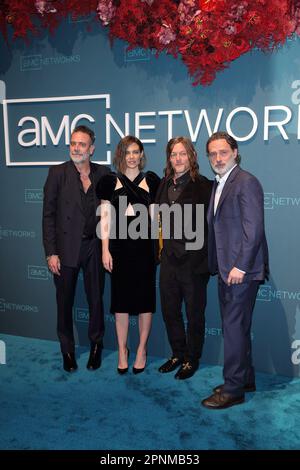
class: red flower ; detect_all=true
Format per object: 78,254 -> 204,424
0,0 -> 298,86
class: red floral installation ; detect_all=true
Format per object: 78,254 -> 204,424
1,0 -> 300,85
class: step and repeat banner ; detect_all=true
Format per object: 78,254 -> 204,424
0,17 -> 300,377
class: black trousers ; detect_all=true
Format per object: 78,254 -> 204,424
218,277 -> 260,397
160,253 -> 210,362
54,238 -> 105,354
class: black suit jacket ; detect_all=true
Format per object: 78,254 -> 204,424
43,160 -> 109,267
156,174 -> 213,273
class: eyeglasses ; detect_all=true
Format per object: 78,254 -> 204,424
170,151 -> 188,158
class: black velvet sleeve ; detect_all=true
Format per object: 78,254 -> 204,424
145,171 -> 161,203
96,172 -> 117,201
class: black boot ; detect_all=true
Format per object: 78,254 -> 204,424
87,343 -> 102,370
63,352 -> 78,372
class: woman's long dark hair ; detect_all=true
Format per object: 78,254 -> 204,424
113,135 -> 146,174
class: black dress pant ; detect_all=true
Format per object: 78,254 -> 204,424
160,253 -> 210,362
54,238 -> 105,354
218,277 -> 260,397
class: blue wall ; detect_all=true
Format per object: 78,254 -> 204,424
1,17 -> 300,377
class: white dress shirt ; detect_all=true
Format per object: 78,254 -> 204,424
214,164 -> 237,215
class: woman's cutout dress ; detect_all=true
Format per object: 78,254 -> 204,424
97,171 -> 160,314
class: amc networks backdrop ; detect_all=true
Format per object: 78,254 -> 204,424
1,16 -> 300,377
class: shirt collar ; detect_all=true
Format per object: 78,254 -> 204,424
172,170 -> 191,185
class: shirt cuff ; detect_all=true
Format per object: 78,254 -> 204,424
236,267 -> 246,274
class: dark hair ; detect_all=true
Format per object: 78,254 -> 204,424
113,135 -> 146,173
206,131 -> 241,164
165,136 -> 200,181
72,125 -> 95,144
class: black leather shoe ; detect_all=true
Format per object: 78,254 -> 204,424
213,383 -> 256,394
86,343 -> 102,370
118,348 -> 129,375
175,360 -> 199,380
63,352 -> 77,372
201,392 -> 245,409
158,357 -> 182,373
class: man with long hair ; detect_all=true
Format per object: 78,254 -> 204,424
157,136 -> 212,380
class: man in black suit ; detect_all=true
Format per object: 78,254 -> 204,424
43,125 -> 109,372
202,131 -> 269,409
157,137 -> 212,380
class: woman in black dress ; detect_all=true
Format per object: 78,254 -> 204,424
96,136 -> 160,374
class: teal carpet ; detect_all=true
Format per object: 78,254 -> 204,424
0,334 -> 299,450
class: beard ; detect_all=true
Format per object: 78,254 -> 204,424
70,152 -> 90,164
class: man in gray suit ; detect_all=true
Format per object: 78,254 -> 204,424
202,131 -> 269,409
43,125 -> 109,372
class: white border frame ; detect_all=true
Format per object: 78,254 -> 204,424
2,94 -> 111,166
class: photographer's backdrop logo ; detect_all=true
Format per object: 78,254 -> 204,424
74,308 -> 89,323
20,54 -> 80,72
2,79 -> 300,166
25,189 -> 43,203
74,308 -> 137,326
257,285 -> 300,302
264,192 -> 300,210
124,46 -> 154,62
0,227 -> 36,240
27,265 -> 51,281
0,298 -> 38,313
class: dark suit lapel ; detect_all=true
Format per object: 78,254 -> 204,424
207,180 -> 217,223
215,165 -> 240,215
66,161 -> 83,214
90,162 -> 99,215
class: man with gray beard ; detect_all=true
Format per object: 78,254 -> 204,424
43,125 -> 109,372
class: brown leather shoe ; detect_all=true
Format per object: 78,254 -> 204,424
158,357 -> 182,373
201,392 -> 245,409
213,383 -> 256,394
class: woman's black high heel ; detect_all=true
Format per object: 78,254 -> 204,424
132,353 -> 147,374
117,348 -> 129,375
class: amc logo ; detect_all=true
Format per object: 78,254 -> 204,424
124,47 -> 150,62
25,189 -> 43,203
28,265 -> 50,281
20,55 -> 42,72
264,192 -> 274,210
257,284 -> 272,302
74,308 -> 89,323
